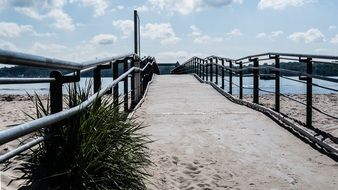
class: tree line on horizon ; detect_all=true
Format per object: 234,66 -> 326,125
0,61 -> 338,77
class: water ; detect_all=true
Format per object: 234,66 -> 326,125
212,76 -> 338,95
0,77 -> 337,95
0,78 -> 130,95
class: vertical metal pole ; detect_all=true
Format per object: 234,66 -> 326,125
141,61 -> 145,94
93,66 -> 101,105
199,59 -> 202,77
306,58 -> 313,128
123,59 -> 129,112
239,62 -> 243,99
194,58 -> 197,74
253,58 -> 259,104
204,59 -> 209,81
48,71 -> 63,159
275,56 -> 280,112
134,10 -> 138,56
50,71 -> 63,114
215,58 -> 219,85
130,60 -> 136,109
221,59 -> 225,89
229,61 -> 233,95
113,61 -> 119,107
93,67 -> 101,93
134,60 -> 141,104
203,60 -> 205,80
210,58 -> 213,82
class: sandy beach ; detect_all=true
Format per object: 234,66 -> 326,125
0,95 -> 48,190
243,93 -> 338,147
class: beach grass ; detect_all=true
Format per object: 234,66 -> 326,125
15,82 -> 152,189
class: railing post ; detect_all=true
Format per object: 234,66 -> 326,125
221,59 -> 225,89
274,56 -> 280,112
123,59 -> 129,112
93,67 -> 101,93
239,62 -> 243,99
50,71 -> 63,114
191,59 -> 193,74
252,58 -> 259,104
199,59 -> 202,77
48,71 -> 63,159
194,58 -> 197,74
93,66 -> 102,105
202,60 -> 205,80
133,59 -> 141,104
305,57 -> 313,128
215,58 -> 218,85
141,60 -> 146,94
229,60 -> 233,95
209,58 -> 213,82
130,59 -> 136,109
134,10 -> 139,56
206,59 -> 209,81
113,61 -> 120,107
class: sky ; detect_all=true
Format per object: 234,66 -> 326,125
0,0 -> 338,64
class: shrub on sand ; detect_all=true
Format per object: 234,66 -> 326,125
17,82 -> 152,189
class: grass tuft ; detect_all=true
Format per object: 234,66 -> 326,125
16,82 -> 152,189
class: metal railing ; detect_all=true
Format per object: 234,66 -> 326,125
172,52 -> 338,156
0,49 -> 159,163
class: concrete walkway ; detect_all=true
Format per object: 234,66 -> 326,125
134,75 -> 338,190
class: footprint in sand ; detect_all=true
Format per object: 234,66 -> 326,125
172,155 -> 179,165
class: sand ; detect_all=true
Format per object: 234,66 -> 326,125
0,95 -> 47,190
242,93 -> 338,148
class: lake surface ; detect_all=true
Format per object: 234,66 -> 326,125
0,77 -> 337,95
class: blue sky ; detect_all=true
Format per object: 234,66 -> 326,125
0,0 -> 338,63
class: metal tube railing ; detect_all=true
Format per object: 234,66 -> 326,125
171,52 -> 338,156
0,50 -> 159,163
0,49 -> 134,70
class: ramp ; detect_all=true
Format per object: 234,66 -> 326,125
134,74 -> 338,190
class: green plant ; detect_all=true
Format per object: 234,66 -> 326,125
17,82 -> 152,189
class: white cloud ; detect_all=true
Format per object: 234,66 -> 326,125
136,5 -> 149,12
258,0 -> 311,10
31,42 -> 68,54
0,22 -> 56,37
91,34 -> 117,45
190,25 -> 202,36
288,28 -> 325,43
48,9 -> 75,31
142,23 -> 180,45
112,20 -> 134,38
14,7 -> 44,20
155,51 -> 206,63
0,39 -> 18,51
190,25 -> 223,44
2,0 -> 76,31
117,5 -> 124,10
81,0 -> 109,17
227,28 -> 242,37
331,34 -> 338,44
194,35 -> 223,44
147,0 -> 242,15
26,41 -> 117,62
329,25 -> 337,30
0,22 -> 33,37
256,30 -> 283,40
314,48 -> 328,53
